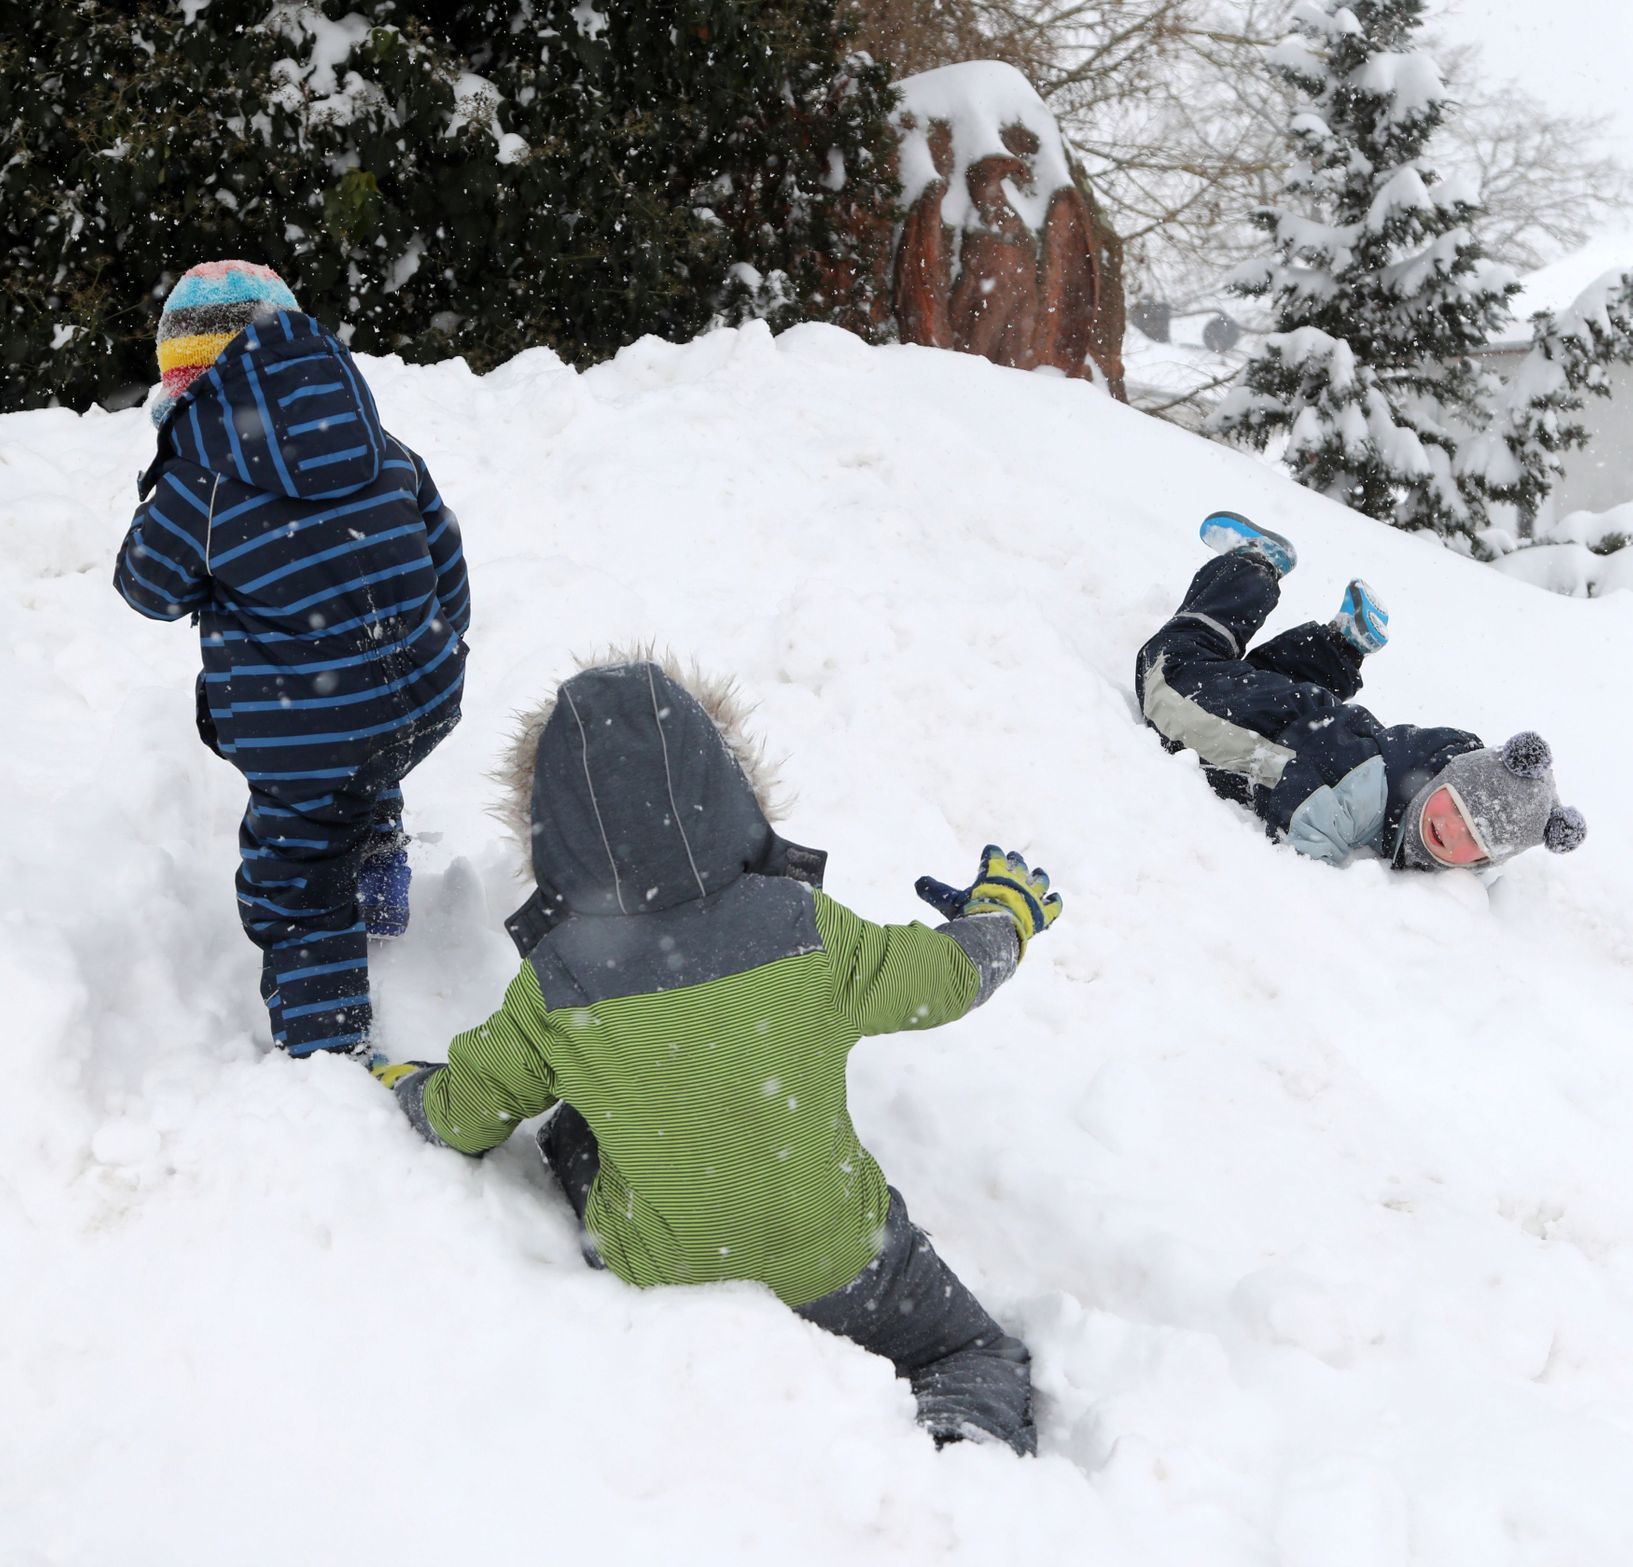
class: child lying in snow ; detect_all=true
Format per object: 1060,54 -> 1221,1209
369,654 -> 1062,1455
1135,514 -> 1587,871
113,261 -> 470,1056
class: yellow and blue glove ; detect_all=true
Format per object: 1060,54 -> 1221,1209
368,1054 -> 447,1146
368,1054 -> 434,1088
915,845 -> 1063,957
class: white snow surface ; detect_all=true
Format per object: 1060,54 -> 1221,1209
5,323 -> 1633,1565
1352,51 -> 1444,124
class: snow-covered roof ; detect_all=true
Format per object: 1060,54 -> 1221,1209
1498,229 -> 1633,339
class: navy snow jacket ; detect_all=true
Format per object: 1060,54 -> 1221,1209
1256,697 -> 1483,864
114,311 -> 469,786
1136,553 -> 1486,866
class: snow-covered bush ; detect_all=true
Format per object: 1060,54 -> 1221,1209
1211,0 -> 1517,546
1490,529 -> 1633,598
0,1 -> 898,411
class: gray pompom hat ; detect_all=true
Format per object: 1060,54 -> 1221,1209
1396,732 -> 1587,871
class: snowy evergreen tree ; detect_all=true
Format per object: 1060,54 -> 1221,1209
1211,0 -> 1518,544
0,1 -> 897,412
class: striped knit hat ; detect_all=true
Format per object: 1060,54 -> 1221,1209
152,260 -> 299,426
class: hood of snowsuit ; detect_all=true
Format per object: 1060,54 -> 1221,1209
527,662 -> 777,917
147,310 -> 386,501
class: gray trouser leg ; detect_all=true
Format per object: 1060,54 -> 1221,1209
535,1123 -> 1035,1452
796,1188 -> 1036,1456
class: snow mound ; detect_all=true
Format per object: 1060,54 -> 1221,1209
4,322 -> 1633,1564
1492,535 -> 1633,598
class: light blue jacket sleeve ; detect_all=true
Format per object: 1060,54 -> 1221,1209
1284,755 -> 1388,864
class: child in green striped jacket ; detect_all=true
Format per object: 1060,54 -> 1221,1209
370,654 -> 1063,1454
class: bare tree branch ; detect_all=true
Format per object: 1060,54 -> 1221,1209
1138,365 -> 1243,415
1432,36 -> 1633,274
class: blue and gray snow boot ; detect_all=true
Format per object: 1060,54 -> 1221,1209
1200,511 -> 1297,576
358,846 -> 412,938
1331,578 -> 1389,655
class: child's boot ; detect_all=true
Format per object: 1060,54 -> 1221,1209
1331,578 -> 1389,655
1199,511 -> 1297,576
359,846 -> 412,938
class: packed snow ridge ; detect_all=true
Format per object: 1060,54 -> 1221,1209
4,321 -> 1631,1565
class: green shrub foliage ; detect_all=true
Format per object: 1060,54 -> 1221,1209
0,1 -> 898,411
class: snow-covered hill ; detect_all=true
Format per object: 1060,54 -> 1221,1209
4,323 -> 1631,1566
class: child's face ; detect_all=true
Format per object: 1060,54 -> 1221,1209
1420,786 -> 1488,868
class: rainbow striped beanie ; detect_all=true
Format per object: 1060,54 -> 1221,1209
153,260 -> 299,425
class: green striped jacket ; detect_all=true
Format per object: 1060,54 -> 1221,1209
417,891 -> 993,1307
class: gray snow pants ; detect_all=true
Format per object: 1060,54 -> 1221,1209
537,1104 -> 1036,1456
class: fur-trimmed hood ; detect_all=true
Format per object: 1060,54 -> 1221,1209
497,651 -> 786,918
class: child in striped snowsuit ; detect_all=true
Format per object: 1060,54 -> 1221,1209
114,261 -> 470,1056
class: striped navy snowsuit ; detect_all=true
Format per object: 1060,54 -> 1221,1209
115,310 -> 470,1054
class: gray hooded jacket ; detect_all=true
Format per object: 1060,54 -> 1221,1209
504,661 -> 1016,1007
